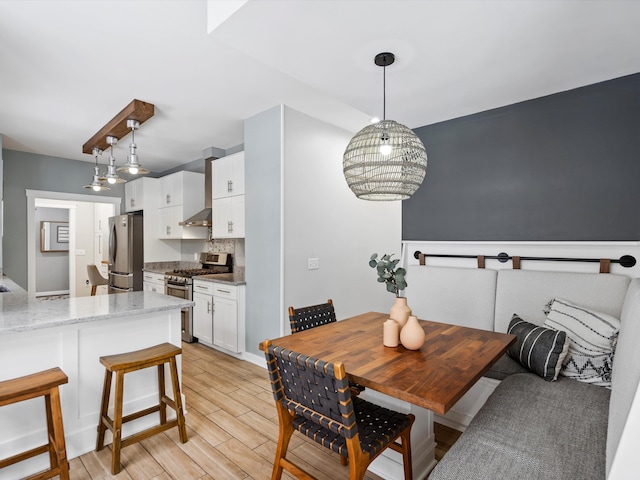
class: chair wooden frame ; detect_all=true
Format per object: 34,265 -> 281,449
262,339 -> 415,480
0,368 -> 70,480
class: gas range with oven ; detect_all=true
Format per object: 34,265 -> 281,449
164,252 -> 233,342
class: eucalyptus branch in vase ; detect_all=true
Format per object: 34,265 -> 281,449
369,253 -> 407,297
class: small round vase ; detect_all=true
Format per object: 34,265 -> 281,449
390,297 -> 412,329
400,315 -> 426,350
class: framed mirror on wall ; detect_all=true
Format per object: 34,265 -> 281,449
41,221 -> 69,252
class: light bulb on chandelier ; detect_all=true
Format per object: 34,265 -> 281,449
83,148 -> 110,192
116,119 -> 149,175
98,136 -> 126,185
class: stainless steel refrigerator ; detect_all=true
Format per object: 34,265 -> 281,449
108,213 -> 144,293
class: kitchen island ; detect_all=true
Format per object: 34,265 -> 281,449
0,279 -> 192,480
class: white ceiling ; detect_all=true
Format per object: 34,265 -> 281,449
1,0 -> 639,173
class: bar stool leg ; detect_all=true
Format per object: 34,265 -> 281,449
158,364 -> 167,425
169,356 -> 188,443
44,392 -> 58,470
111,370 -> 125,475
96,369 -> 112,451
49,387 -> 70,480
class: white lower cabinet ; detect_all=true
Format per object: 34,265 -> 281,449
143,272 -> 165,294
212,287 -> 238,352
192,280 -> 244,354
193,290 -> 214,345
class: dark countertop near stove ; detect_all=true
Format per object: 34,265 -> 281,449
192,273 -> 245,286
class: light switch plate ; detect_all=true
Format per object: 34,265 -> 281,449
308,257 -> 319,270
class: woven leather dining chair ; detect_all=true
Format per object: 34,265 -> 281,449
288,299 -> 337,333
262,339 -> 415,480
288,299 -> 365,397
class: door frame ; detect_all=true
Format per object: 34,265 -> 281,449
26,190 -> 121,297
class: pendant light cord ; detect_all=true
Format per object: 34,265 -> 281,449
383,62 -> 386,121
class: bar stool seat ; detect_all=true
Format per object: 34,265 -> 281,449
0,367 -> 70,480
96,342 -> 187,474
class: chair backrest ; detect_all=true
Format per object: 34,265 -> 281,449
288,299 -> 336,333
87,264 -> 108,285
264,341 -> 358,440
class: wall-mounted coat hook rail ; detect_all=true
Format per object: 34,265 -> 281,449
413,251 -> 636,269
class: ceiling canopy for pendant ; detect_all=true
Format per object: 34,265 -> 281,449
343,52 -> 428,201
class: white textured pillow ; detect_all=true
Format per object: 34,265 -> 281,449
543,298 -> 620,388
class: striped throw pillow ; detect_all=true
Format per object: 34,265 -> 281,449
543,298 -> 620,388
507,314 -> 569,381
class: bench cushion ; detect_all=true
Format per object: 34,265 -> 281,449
484,354 -> 530,380
494,270 -> 629,333
430,373 -> 610,480
406,266 -> 497,331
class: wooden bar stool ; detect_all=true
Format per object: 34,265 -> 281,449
0,367 -> 70,480
96,342 -> 187,474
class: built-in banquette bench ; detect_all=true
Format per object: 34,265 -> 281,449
403,266 -> 639,480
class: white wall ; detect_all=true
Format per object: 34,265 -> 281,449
244,104 -> 401,360
283,106 -> 401,321
74,202 -> 96,297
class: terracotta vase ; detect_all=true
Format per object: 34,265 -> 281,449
383,319 -> 399,347
400,315 -> 426,350
390,297 -> 412,329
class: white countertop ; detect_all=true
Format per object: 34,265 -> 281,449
0,277 -> 193,335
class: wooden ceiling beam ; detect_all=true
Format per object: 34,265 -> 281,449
82,99 -> 154,155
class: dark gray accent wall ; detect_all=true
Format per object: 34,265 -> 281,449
3,149 -> 123,288
403,73 -> 640,241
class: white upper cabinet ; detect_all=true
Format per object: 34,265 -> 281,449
159,172 -> 187,207
124,177 -> 155,212
157,171 -> 206,240
212,152 -> 245,238
212,152 -> 245,199
212,196 -> 245,238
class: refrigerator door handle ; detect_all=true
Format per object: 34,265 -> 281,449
109,221 -> 117,265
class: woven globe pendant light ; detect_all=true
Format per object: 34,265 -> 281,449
343,53 -> 427,201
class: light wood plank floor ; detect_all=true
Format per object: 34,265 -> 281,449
64,342 -> 460,480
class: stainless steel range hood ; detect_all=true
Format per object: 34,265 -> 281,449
180,157 -> 214,227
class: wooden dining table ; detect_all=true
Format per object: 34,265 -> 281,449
262,311 -> 516,415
